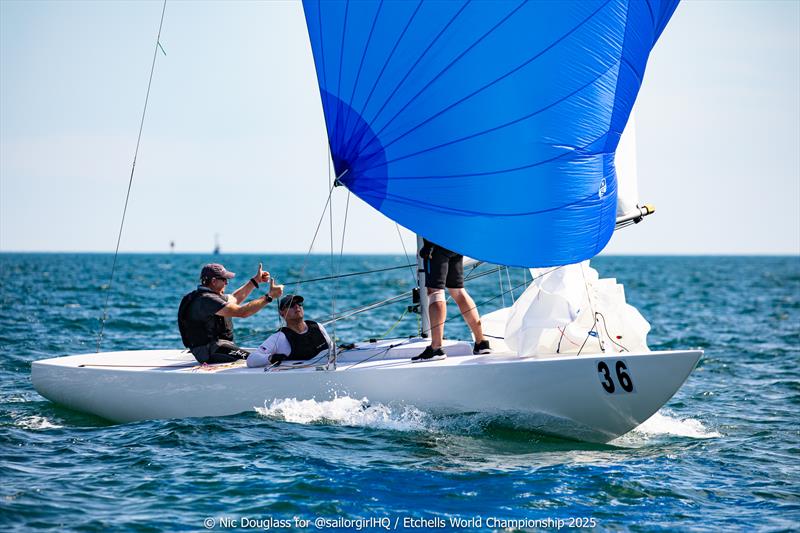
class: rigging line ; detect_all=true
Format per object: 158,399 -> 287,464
320,290 -> 412,326
355,0 -> 616,162
395,224 -> 417,286
289,178 -> 337,302
352,0 -> 527,159
78,363 -> 196,369
342,340 -> 411,371
330,189 -> 352,366
506,266 -> 515,302
283,262 -> 416,286
595,311 -> 630,352
96,0 -> 167,353
435,265 -> 565,333
327,130 -> 337,368
316,263 -> 501,327
439,258 -> 492,313
576,331 -> 592,357
577,262 -> 601,356
377,308 -> 409,340
498,266 -> 506,307
615,219 -> 637,230
319,263 -> 500,325
464,264 -> 503,281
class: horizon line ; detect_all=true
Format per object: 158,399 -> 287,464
1,250 -> 798,257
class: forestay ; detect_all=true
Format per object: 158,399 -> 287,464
302,0 -> 679,267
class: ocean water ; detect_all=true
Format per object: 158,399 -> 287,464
1,254 -> 798,531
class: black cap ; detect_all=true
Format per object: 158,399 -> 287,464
278,295 -> 304,310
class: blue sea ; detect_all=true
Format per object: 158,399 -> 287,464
1,254 -> 798,531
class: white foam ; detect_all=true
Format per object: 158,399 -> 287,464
627,411 -> 721,441
257,400 -> 722,444
255,396 -> 431,432
15,415 -> 63,430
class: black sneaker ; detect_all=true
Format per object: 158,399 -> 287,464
411,346 -> 446,363
473,339 -> 492,355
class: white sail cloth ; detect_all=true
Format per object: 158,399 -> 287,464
499,262 -> 650,357
616,110 -> 641,219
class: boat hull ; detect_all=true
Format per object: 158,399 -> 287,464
32,340 -> 701,443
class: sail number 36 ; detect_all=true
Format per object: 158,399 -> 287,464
597,360 -> 635,394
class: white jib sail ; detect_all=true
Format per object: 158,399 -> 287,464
616,109 -> 641,219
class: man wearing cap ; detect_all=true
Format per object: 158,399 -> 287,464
178,263 -> 284,364
246,294 -> 332,368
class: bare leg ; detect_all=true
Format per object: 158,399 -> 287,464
449,288 -> 484,343
427,288 -> 446,349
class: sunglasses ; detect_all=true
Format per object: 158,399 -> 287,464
283,301 -> 303,309
215,277 -> 229,284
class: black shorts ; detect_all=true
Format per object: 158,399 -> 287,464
424,247 -> 464,289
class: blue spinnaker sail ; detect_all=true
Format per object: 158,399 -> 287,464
302,0 -> 678,267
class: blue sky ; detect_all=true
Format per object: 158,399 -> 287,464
1,0 -> 798,255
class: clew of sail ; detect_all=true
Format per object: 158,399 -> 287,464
302,0 -> 680,268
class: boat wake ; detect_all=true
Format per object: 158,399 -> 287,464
257,398 -> 722,448
255,396 -> 431,432
612,411 -> 721,447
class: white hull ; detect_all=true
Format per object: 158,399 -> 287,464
32,339 -> 701,443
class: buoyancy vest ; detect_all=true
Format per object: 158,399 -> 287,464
280,321 -> 329,360
177,289 -> 234,349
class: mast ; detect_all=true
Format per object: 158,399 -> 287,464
416,236 -> 431,338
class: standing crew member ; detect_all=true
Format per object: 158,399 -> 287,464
178,263 -> 283,364
414,239 -> 491,362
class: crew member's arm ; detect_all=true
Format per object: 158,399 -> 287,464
217,278 -> 284,318
247,331 -> 291,368
231,262 -> 271,304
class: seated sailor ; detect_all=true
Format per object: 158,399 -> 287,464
178,263 -> 283,364
247,294 -> 332,367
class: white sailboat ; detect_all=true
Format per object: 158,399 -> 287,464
32,0 -> 699,443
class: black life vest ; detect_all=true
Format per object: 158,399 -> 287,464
280,321 -> 329,360
177,289 -> 234,349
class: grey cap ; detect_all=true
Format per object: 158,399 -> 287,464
200,263 -> 235,281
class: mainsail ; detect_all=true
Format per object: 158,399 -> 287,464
302,0 -> 679,267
